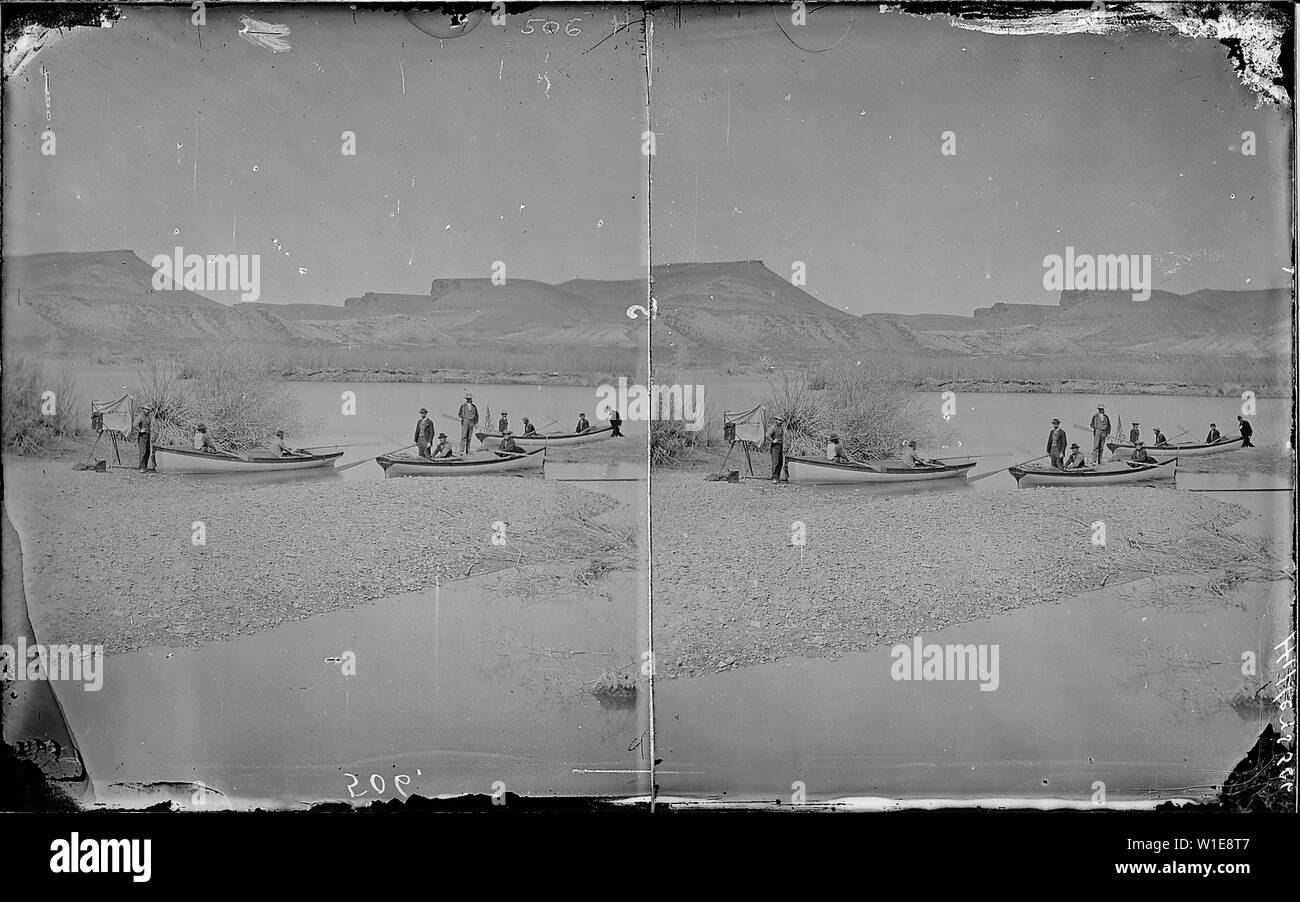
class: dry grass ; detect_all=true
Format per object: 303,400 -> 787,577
135,351 -> 304,450
766,363 -> 932,459
1,359 -> 82,455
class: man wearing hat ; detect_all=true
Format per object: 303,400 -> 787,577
1129,422 -> 1141,444
457,394 -> 479,455
271,429 -> 302,457
1152,426 -> 1169,448
1046,418 -> 1067,469
1236,415 -> 1253,447
1089,404 -> 1111,464
499,430 -> 521,454
192,423 -> 219,453
826,433 -> 851,463
498,411 -> 509,434
1063,442 -> 1087,469
133,403 -> 155,472
574,412 -> 591,434
521,417 -> 537,436
1205,422 -> 1221,444
1130,441 -> 1153,463
414,407 -> 435,458
432,432 -> 454,459
900,439 -> 934,468
766,415 -> 789,482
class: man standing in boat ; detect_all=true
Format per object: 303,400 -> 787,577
766,415 -> 789,483
1046,418 -> 1067,469
1206,423 -> 1221,444
133,403 -> 155,472
1089,405 -> 1111,464
498,412 -> 509,434
1129,422 -> 1141,443
575,412 -> 591,433
457,394 -> 479,455
1237,415 -> 1254,447
1064,442 -> 1087,469
414,408 -> 435,458
432,432 -> 455,459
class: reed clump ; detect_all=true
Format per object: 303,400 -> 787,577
1,360 -> 82,455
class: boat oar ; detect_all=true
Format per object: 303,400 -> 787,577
298,442 -> 371,451
970,453 -> 1049,484
337,442 -> 415,472
929,454 -> 1006,461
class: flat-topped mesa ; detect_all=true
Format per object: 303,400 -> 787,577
1059,288 -> 1142,308
429,278 -> 469,303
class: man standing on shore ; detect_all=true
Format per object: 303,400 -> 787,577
1237,415 -> 1254,447
767,415 -> 788,483
414,408 -> 435,458
457,394 -> 479,455
1046,418 -> 1067,468
133,403 -> 155,472
1089,405 -> 1111,464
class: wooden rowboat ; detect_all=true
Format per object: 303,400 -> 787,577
376,447 -> 545,477
786,456 -> 976,485
153,445 -> 343,474
476,425 -> 614,449
1010,456 -> 1177,487
1107,436 -> 1243,459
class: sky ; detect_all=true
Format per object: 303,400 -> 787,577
4,3 -> 1292,315
4,4 -> 649,305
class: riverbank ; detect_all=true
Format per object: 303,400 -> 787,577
280,367 -> 631,386
651,472 -> 1279,678
912,377 -> 1288,397
3,458 -> 631,657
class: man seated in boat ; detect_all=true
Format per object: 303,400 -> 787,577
1151,427 -> 1170,447
899,440 -> 935,467
1063,443 -> 1088,469
826,434 -> 852,463
192,423 -> 219,453
271,429 -> 305,456
1206,423 -> 1221,444
575,413 -> 591,433
1130,441 -> 1153,463
431,432 -> 455,459
498,430 -> 521,453
521,417 -> 538,436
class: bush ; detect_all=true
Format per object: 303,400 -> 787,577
765,363 -> 930,460
1,360 -> 82,455
649,371 -> 718,467
134,351 -> 303,451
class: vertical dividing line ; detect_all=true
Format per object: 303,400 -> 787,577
643,7 -> 656,813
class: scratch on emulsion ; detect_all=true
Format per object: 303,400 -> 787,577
400,60 -> 406,95
237,16 -> 292,53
